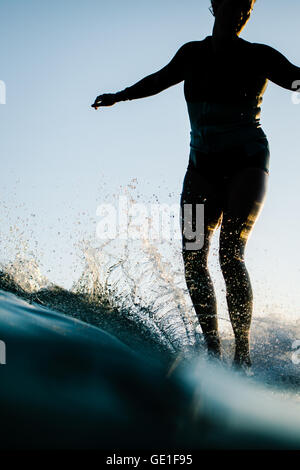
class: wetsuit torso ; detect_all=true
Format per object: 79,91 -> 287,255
115,36 -> 300,175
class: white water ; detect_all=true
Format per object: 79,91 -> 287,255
1,181 -> 300,401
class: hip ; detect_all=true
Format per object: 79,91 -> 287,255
188,138 -> 270,180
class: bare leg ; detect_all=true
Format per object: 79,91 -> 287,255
219,167 -> 268,367
180,168 -> 223,358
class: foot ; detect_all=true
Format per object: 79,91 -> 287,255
205,334 -> 222,361
233,353 -> 253,376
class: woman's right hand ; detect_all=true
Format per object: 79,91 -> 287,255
91,93 -> 117,110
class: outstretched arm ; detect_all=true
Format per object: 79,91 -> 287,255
92,43 -> 189,109
257,43 -> 300,91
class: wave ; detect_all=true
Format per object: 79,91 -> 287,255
1,285 -> 300,450
1,242 -> 300,398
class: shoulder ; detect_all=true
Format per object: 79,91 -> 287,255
176,38 -> 210,54
243,39 -> 282,58
237,38 -> 287,67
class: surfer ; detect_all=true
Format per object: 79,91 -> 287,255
92,0 -> 300,371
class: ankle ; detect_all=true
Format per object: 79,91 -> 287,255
234,345 -> 251,366
204,331 -> 220,344
205,332 -> 222,358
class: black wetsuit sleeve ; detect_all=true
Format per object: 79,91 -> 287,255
114,43 -> 189,102
257,44 -> 300,91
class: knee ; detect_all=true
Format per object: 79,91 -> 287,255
219,246 -> 243,276
183,247 -> 208,272
219,248 -> 230,274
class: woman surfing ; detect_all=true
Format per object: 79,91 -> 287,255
92,0 -> 300,372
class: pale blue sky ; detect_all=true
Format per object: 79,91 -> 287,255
1,1 -> 300,317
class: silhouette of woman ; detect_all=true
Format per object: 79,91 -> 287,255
92,0 -> 300,371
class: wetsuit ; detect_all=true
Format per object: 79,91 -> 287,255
115,35 -> 300,179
